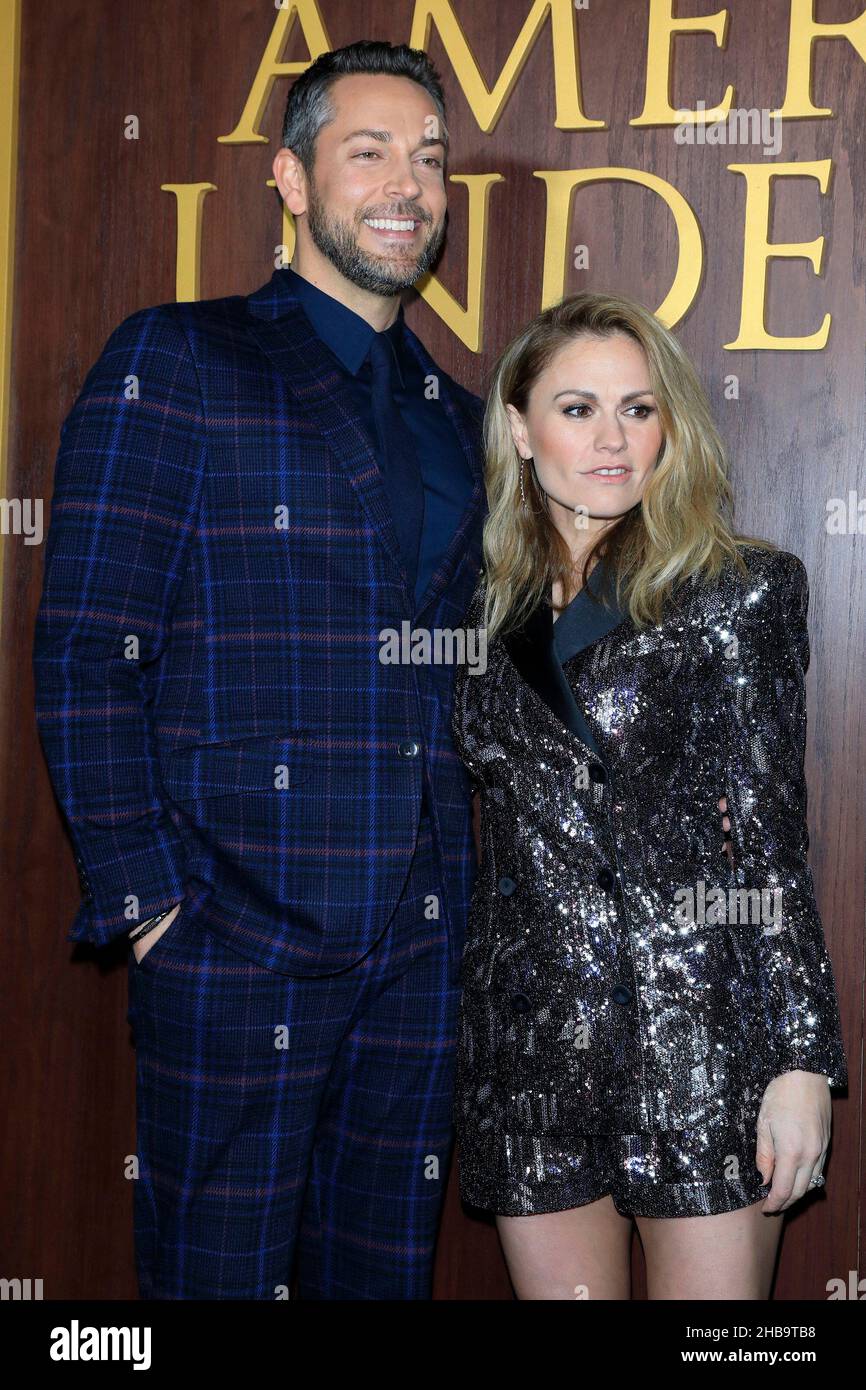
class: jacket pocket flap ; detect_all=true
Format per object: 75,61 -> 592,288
161,731 -> 313,800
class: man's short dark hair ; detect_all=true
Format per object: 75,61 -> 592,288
281,40 -> 449,173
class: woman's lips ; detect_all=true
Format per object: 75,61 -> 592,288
583,467 -> 633,485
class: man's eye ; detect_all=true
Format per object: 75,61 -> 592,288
354,150 -> 380,159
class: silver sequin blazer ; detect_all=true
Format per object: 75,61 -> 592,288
450,545 -> 848,1137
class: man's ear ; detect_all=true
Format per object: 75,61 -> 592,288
273,147 -> 308,217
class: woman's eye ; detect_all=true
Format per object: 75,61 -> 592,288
563,403 -> 655,419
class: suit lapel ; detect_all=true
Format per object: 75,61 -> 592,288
245,293 -> 407,585
244,271 -> 485,613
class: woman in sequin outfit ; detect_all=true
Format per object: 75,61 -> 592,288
450,293 -> 848,1299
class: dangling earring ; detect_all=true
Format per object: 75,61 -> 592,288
520,455 -> 533,512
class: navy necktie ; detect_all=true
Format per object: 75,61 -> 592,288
367,332 -> 425,598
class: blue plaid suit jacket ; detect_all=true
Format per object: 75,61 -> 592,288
33,268 -> 488,977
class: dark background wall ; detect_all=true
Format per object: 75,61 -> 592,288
2,0 -> 863,1299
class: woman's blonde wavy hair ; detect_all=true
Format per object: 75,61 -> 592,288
480,292 -> 777,641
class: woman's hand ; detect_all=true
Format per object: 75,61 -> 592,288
718,795 -> 733,866
756,1070 -> 831,1212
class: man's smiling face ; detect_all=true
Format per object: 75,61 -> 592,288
292,73 -> 448,296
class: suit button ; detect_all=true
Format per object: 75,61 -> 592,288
596,867 -> 615,891
611,984 -> 633,1005
498,876 -> 517,896
510,992 -> 531,1014
398,740 -> 419,757
588,762 -> 607,783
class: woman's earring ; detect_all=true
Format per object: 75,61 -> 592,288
520,456 -> 532,512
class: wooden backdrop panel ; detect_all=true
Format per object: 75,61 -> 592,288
2,0 -> 862,1300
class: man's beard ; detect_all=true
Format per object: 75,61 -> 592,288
304,176 -> 446,296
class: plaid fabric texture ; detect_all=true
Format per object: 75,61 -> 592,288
127,815 -> 459,1299
33,269 -> 488,980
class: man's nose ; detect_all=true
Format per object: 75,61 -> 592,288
384,161 -> 423,201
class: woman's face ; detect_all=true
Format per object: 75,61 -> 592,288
506,332 -> 664,539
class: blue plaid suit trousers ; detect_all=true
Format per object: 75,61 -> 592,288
127,811 -> 460,1299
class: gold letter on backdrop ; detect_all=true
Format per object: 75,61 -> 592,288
160,184 -> 217,302
725,160 -> 831,350
534,168 -> 702,325
632,0 -> 733,126
415,173 -> 504,352
775,0 -> 866,117
217,1 -> 332,144
409,0 -> 604,132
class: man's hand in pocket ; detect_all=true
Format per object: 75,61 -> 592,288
131,901 -> 183,964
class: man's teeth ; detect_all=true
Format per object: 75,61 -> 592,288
364,218 -> 416,231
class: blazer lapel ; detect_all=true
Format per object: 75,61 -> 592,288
244,271 -> 485,612
552,560 -> 631,660
245,288 -> 406,586
502,573 -> 630,761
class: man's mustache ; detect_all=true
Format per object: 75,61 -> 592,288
361,207 -> 433,224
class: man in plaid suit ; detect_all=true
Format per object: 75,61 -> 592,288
33,42 -> 486,1299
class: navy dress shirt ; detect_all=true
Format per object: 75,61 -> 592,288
285,266 -> 474,613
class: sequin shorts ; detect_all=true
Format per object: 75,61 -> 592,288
458,1110 -> 773,1219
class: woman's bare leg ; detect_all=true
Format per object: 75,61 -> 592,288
636,1200 -> 783,1299
496,1194 -> 634,1299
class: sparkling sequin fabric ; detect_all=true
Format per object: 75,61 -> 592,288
450,545 -> 847,1215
